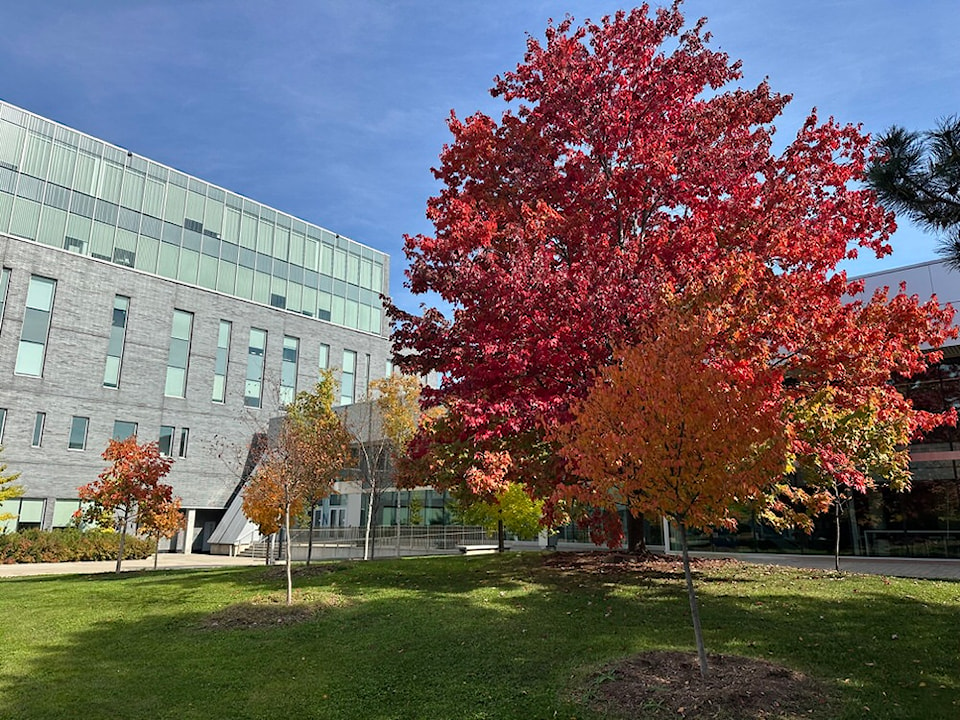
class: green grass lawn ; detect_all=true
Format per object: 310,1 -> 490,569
1,552 -> 957,719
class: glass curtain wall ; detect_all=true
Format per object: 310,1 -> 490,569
0,101 -> 387,335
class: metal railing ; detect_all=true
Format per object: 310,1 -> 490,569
244,525 -> 495,562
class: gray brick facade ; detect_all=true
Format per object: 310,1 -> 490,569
0,235 -> 392,530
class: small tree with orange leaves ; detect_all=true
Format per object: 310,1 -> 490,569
138,492 -> 185,570
555,302 -> 786,678
284,372 -> 351,565
77,436 -> 176,574
242,454 -> 304,604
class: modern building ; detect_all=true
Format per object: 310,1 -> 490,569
0,100 -> 394,551
674,260 -> 960,559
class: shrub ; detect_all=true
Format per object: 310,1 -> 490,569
0,528 -> 153,563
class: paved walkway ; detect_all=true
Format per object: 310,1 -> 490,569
708,552 -> 960,581
0,553 -> 263,577
1,549 -> 958,581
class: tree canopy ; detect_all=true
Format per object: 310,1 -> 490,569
77,437 -> 177,573
388,3 -> 956,543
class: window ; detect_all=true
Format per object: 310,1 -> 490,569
0,498 -> 44,532
340,349 -> 356,405
103,295 -> 129,388
386,358 -> 394,377
244,328 -> 267,408
31,412 -> 45,447
113,420 -> 138,440
15,275 -> 56,376
164,309 -> 193,397
178,428 -> 189,458
0,408 -> 6,443
52,499 -> 81,528
212,320 -> 231,403
159,425 -> 175,456
0,267 -> 10,333
318,343 -> 329,372
68,416 -> 89,450
364,353 -> 371,398
280,335 -> 299,405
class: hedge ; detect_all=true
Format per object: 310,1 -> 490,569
0,528 -> 154,563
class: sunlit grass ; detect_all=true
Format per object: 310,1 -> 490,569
0,553 -> 957,719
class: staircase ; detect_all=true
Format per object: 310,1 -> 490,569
237,541 -> 272,559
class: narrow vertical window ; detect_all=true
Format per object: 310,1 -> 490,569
158,425 -> 175,456
318,343 -> 330,373
0,268 -> 10,334
385,359 -> 394,377
244,328 -> 267,408
164,310 -> 193,398
68,416 -> 89,450
32,412 -> 46,447
364,353 -> 371,399
340,350 -> 356,406
103,295 -> 130,388
0,409 -> 6,443
178,428 -> 189,458
112,420 -> 138,440
280,335 -> 299,405
212,320 -> 231,403
15,275 -> 56,377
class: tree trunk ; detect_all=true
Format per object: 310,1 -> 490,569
679,521 -> 709,679
396,491 -> 402,557
363,476 -> 376,561
284,505 -> 293,606
265,534 -> 274,566
835,495 -> 842,573
153,536 -> 160,570
307,502 -> 316,566
497,517 -> 505,553
626,510 -> 646,553
115,506 -> 130,574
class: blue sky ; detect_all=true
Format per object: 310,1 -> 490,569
2,1 -> 958,315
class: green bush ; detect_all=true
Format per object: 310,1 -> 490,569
0,528 -> 153,563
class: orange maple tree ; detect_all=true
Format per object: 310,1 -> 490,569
138,492 -> 185,570
77,436 -> 176,574
555,298 -> 787,677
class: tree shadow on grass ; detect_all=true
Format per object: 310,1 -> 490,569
2,554 -> 958,719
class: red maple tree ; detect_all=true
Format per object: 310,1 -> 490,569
77,436 -> 176,574
388,3 -> 955,541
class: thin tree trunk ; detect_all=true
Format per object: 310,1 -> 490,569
153,536 -> 160,570
284,505 -> 293,606
307,502 -> 316,566
265,534 -> 273,566
363,476 -> 376,561
497,517 -> 505,553
679,521 -> 709,679
835,495 -> 842,572
396,491 -> 402,557
115,506 -> 130,574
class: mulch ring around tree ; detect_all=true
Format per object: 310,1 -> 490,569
540,548 -> 735,577
582,650 -> 837,720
